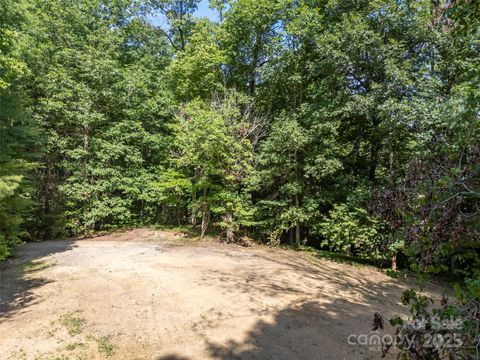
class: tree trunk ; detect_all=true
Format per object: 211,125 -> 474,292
200,211 -> 209,238
295,193 -> 300,248
391,252 -> 397,271
369,118 -> 381,183
369,140 -> 381,183
83,125 -> 89,233
200,186 -> 209,238
248,30 -> 262,95
223,212 -> 234,243
293,148 -> 301,248
191,188 -> 197,226
449,253 -> 456,276
389,149 -> 395,186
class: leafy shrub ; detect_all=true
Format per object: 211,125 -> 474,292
380,281 -> 480,359
319,204 -> 393,261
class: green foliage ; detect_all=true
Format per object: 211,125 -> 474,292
167,19 -> 226,101
0,0 -> 34,259
149,0 -> 201,50
383,286 -> 480,359
319,204 -> 389,261
0,0 -> 477,291
22,0 -> 173,236
253,115 -> 310,243
171,92 -> 256,240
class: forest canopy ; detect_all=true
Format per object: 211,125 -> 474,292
0,0 -> 479,283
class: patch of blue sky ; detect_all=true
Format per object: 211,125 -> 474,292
147,0 -> 219,29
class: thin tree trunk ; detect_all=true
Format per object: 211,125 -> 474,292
369,140 -> 381,183
83,125 -> 89,233
295,193 -> 300,247
389,150 -> 394,184
200,186 -> 209,238
369,117 -> 381,183
294,148 -> 301,247
200,210 -> 209,238
248,31 -> 262,95
450,253 -> 456,276
223,212 -> 234,243
42,157 -> 52,239
200,213 -> 207,238
191,187 -> 197,226
391,253 -> 397,271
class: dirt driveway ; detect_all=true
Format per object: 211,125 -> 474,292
0,229 -> 443,360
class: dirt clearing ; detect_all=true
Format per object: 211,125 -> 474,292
0,229 -> 444,359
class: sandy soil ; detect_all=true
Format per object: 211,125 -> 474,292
0,229 -> 445,360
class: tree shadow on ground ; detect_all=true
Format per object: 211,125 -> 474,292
198,254 -> 406,359
199,250 -> 409,311
158,249 -> 412,360
206,300 -> 384,360
158,300 -> 391,360
0,240 -> 76,321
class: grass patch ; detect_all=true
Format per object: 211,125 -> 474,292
12,348 -> 27,360
32,356 -> 69,360
96,336 -> 114,357
20,260 -> 55,272
60,312 -> 86,336
65,342 -> 86,351
300,246 -> 388,268
385,269 -> 403,278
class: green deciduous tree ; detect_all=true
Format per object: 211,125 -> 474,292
149,0 -> 201,50
23,0 -> 173,237
167,19 -> 226,102
0,0 -> 478,287
0,0 -> 35,259
172,92 -> 257,241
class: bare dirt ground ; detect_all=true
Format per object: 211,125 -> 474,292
0,229 -> 446,360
